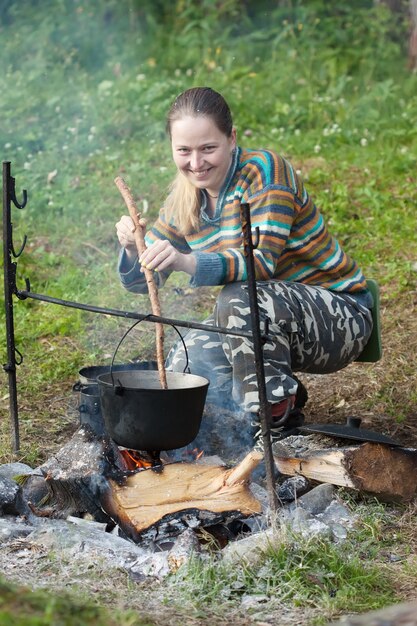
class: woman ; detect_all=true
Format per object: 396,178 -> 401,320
116,86 -> 373,436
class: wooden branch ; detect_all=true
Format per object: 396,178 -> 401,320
274,442 -> 417,502
114,176 -> 167,389
224,449 -> 263,487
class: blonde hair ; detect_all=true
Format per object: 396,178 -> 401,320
164,87 -> 234,235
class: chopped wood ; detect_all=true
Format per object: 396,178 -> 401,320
101,450 -> 263,541
274,441 -> 417,502
114,175 -> 167,389
21,426 -> 125,522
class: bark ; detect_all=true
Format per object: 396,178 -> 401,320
274,441 -> 417,502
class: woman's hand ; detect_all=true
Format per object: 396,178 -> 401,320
115,215 -> 140,264
115,215 -> 137,249
140,239 -> 197,276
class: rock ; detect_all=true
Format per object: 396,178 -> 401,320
0,476 -> 28,516
0,462 -> 35,482
294,483 -> 336,515
278,475 -> 310,502
328,599 -> 417,625
0,517 -> 35,541
283,506 -> 332,540
221,527 -> 281,566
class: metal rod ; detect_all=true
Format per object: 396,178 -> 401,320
240,203 -> 278,512
2,161 -> 25,453
15,289 -> 263,341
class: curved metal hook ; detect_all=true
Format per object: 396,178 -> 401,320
10,177 -> 28,209
10,223 -> 27,258
16,277 -> 31,300
14,347 -> 23,367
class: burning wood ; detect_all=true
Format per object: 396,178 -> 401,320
114,175 -> 167,390
273,440 -> 417,502
21,427 -> 263,543
101,449 -> 263,542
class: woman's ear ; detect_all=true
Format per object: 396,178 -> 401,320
230,127 -> 237,149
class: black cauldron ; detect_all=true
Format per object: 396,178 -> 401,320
97,370 -> 209,451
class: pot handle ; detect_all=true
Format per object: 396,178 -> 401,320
109,318 -> 190,388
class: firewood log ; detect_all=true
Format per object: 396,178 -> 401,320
101,450 -> 263,541
274,441 -> 417,502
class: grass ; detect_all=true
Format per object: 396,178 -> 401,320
0,576 -> 156,626
161,496 -> 416,624
0,0 -> 417,623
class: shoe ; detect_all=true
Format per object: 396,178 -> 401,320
269,375 -> 308,428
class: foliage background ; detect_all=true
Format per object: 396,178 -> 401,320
0,0 -> 416,455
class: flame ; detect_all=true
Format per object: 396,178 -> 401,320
119,448 -> 154,471
181,447 -> 204,461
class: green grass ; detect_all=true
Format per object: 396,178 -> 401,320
164,499 -> 405,623
0,576 -> 155,626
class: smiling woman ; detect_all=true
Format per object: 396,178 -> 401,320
114,86 -> 374,452
170,116 -> 236,212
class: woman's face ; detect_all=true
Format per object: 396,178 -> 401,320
170,115 -> 236,195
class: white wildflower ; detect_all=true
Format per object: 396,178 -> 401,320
314,144 -> 321,153
360,138 -> 368,147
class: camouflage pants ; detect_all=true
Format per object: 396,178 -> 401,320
166,281 -> 373,414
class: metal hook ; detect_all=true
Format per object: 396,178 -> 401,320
16,277 -> 30,300
10,223 -> 27,258
14,347 -> 23,367
10,176 -> 28,209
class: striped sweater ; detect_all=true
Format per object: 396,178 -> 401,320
119,147 -> 367,294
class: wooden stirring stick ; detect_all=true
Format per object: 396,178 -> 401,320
114,176 -> 168,390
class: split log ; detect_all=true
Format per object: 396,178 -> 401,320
20,426 -> 126,522
101,450 -> 263,542
114,176 -> 167,390
274,442 -> 417,502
